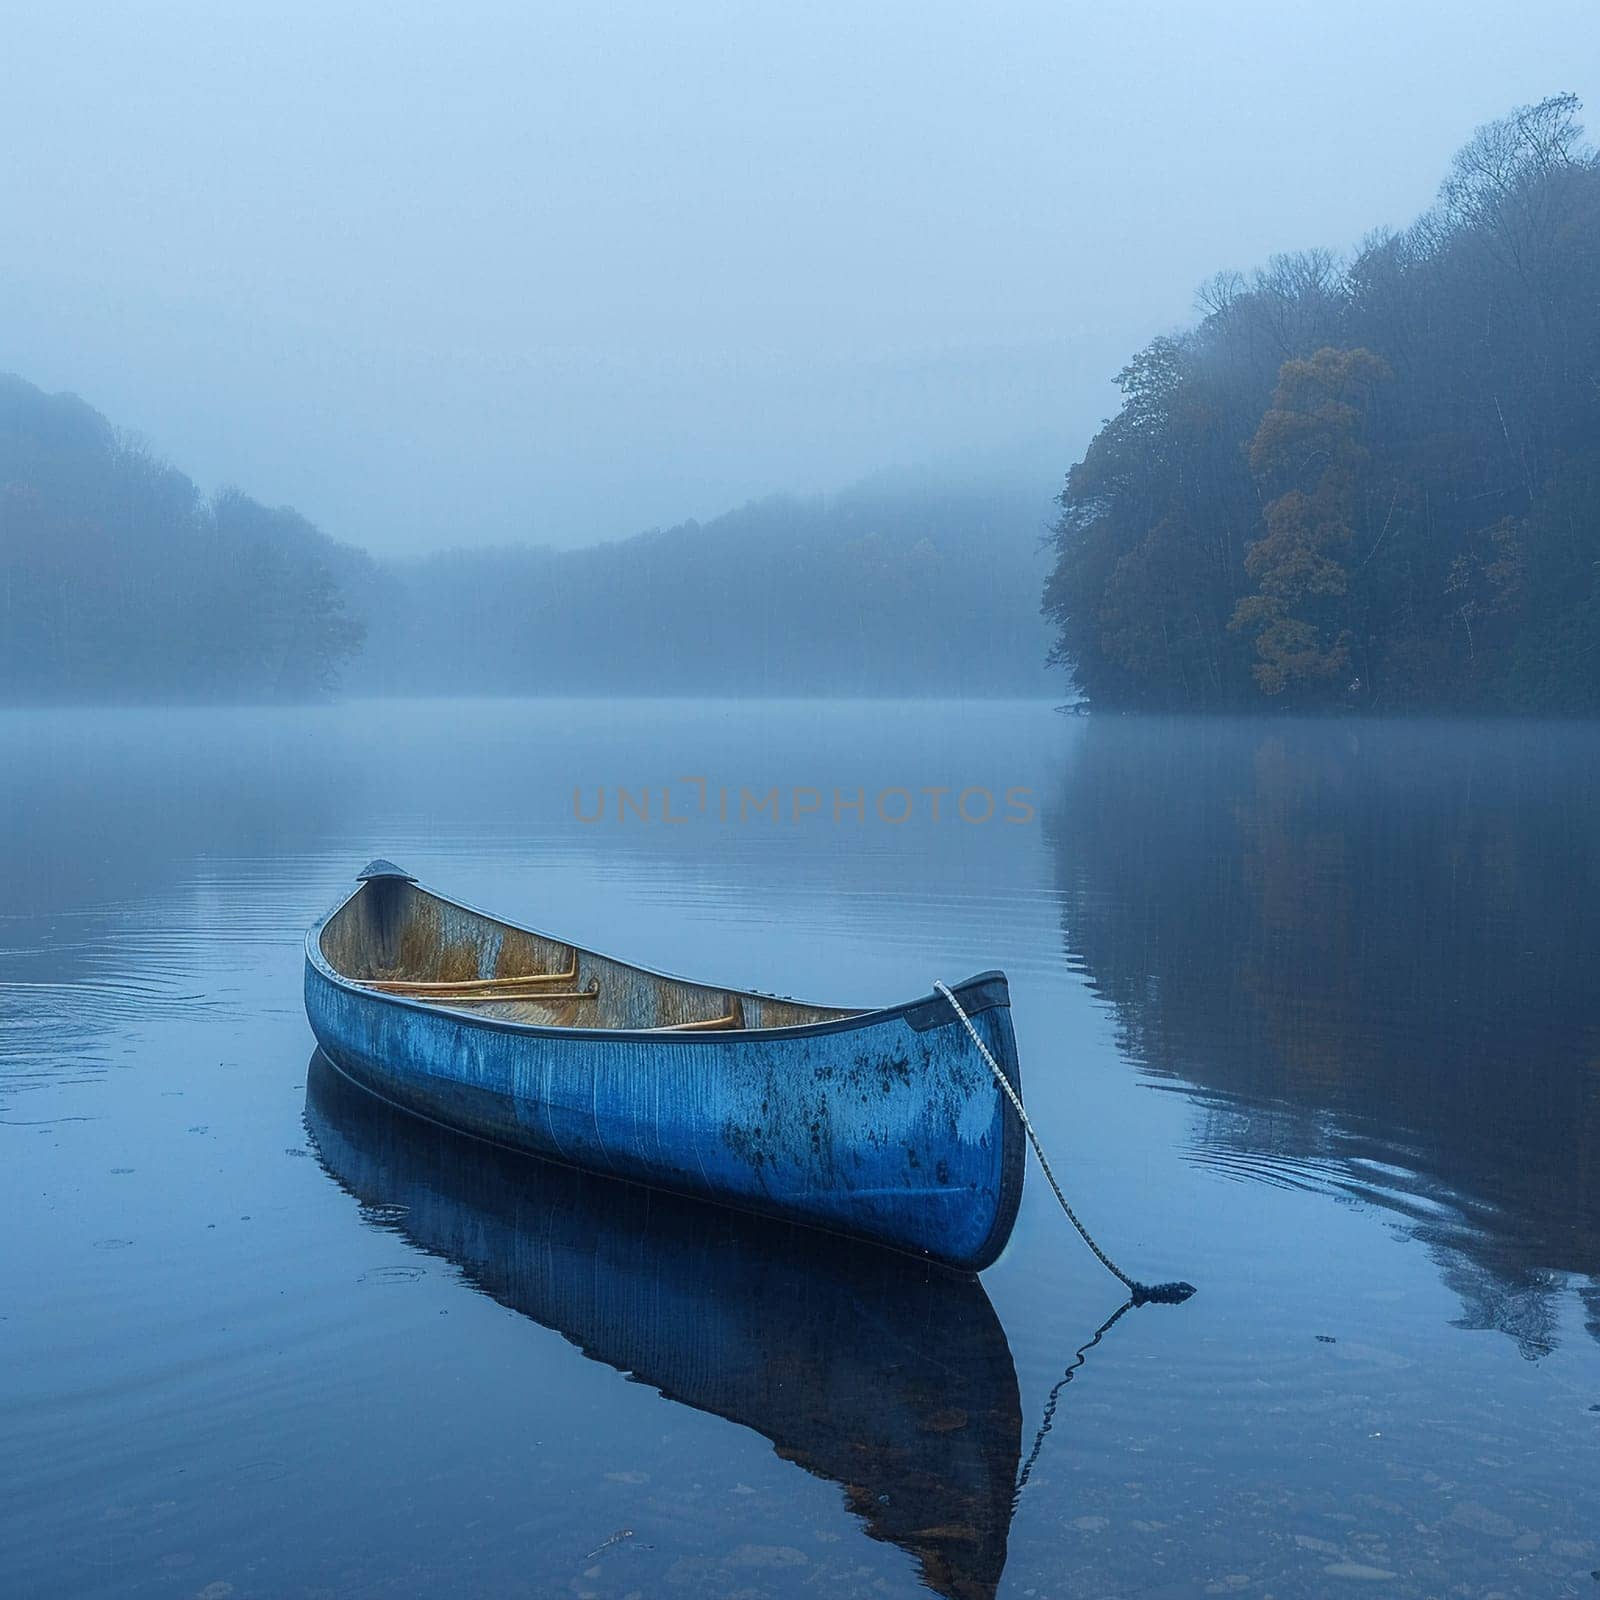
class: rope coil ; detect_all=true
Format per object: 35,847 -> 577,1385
934,981 -> 1194,1306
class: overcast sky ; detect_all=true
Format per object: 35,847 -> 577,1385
3,2 -> 1597,556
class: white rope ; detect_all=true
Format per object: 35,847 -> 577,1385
935,980 -> 1193,1304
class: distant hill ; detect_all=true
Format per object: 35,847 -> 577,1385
0,370 -> 1056,702
349,474 -> 1057,698
0,373 -> 370,701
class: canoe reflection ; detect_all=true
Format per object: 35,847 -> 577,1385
304,1052 -> 1021,1600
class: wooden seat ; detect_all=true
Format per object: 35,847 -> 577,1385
649,997 -> 745,1032
424,980 -> 599,1006
364,949 -> 578,995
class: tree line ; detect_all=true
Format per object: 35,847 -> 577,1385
0,374 -> 368,700
0,365 -> 1053,703
1044,95 -> 1600,712
347,475 -> 1054,699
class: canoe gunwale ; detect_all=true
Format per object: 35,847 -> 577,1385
305,877 -> 1012,1048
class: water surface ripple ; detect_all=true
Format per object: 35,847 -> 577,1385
2,702 -> 1597,1598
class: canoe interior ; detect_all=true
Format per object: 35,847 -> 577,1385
319,877 -> 862,1031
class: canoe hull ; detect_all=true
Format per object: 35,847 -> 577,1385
304,886 -> 1024,1270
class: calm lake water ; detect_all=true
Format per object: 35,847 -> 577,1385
3,701 -> 1598,1599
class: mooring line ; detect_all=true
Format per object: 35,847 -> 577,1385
934,980 -> 1194,1306
1013,1296 -> 1137,1498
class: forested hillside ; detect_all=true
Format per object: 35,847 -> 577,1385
349,476 -> 1054,698
0,373 -> 1053,702
1044,95 -> 1600,712
0,375 -> 368,700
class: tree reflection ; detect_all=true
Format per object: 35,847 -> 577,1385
1047,717 -> 1600,1355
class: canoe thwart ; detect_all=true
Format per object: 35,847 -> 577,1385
429,980 -> 600,1006
361,949 -> 579,994
648,997 -> 745,1031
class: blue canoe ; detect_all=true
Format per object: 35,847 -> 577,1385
303,860 -> 1025,1270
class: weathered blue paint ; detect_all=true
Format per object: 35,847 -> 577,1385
303,869 -> 1025,1270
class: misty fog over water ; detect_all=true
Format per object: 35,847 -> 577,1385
5,4 -> 1600,1597
3,3 -> 1596,558
3,8 -> 1597,708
